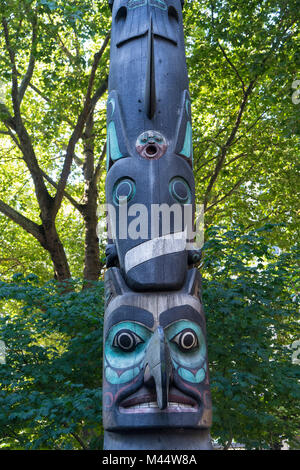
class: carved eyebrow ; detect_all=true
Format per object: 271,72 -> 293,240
105,305 -> 154,336
159,305 -> 204,329
117,31 -> 148,48
117,31 -> 177,48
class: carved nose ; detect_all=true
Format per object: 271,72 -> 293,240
143,326 -> 173,409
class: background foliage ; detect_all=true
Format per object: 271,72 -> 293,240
0,0 -> 299,450
203,226 -> 299,449
0,276 -> 104,449
0,227 -> 299,449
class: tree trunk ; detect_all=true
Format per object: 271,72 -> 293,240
40,222 -> 71,281
83,191 -> 101,282
82,112 -> 102,282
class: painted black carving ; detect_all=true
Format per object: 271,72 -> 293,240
105,0 -> 195,291
103,268 -> 212,432
103,0 -> 212,450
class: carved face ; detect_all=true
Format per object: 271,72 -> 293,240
136,131 -> 167,160
105,152 -> 195,291
103,268 -> 212,431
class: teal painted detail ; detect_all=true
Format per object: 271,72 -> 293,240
166,320 -> 206,369
169,177 -> 191,204
104,321 -> 151,384
106,99 -> 116,171
105,321 -> 151,372
128,0 -> 147,9
180,121 -> 193,160
105,319 -> 207,385
178,366 -> 205,384
128,0 -> 166,10
116,181 -> 133,200
105,365 -> 141,385
106,129 -> 110,172
107,121 -> 123,162
113,178 -> 136,205
185,99 -> 190,117
149,0 -> 167,10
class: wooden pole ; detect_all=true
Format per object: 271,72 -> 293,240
103,0 -> 212,450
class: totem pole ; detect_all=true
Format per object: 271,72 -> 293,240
103,0 -> 212,450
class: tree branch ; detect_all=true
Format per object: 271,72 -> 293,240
223,152 -> 247,168
90,77 -> 108,109
88,32 -> 110,103
206,163 -> 255,211
70,432 -> 88,450
93,142 -> 106,183
2,18 -> 19,115
194,154 -> 219,173
82,111 -> 95,183
18,16 -> 37,104
217,41 -> 245,94
46,14 -> 77,64
52,32 -> 110,216
0,199 -> 44,244
0,103 -> 16,130
203,79 -> 255,208
205,178 -> 244,212
41,170 -> 83,212
2,17 -> 52,214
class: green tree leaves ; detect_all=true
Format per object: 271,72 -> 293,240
0,227 -> 298,449
185,0 -> 299,249
203,225 -> 300,449
0,277 -> 104,449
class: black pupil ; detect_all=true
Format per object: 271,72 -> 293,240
182,332 -> 195,349
118,332 -> 133,349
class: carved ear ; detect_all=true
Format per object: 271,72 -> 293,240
104,267 -> 130,306
184,268 -> 201,299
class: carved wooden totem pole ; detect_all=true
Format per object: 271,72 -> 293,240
103,0 -> 212,450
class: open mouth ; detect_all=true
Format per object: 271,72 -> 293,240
119,388 -> 199,414
144,143 -> 158,158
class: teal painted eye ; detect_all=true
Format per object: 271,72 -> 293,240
169,177 -> 191,204
105,321 -> 151,370
166,320 -> 206,370
113,329 -> 144,352
105,322 -> 149,384
171,328 -> 198,352
113,178 -> 136,205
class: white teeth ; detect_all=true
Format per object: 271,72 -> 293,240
120,401 -> 198,414
168,402 -> 193,409
139,402 -> 157,408
126,401 -> 194,409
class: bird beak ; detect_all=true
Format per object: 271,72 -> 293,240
143,326 -> 173,409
